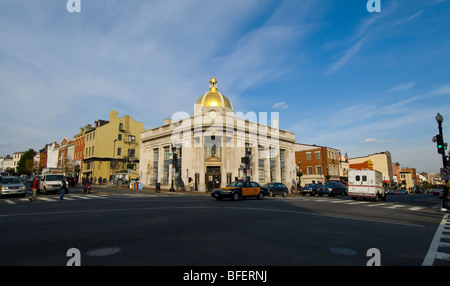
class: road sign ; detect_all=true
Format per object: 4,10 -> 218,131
441,168 -> 450,180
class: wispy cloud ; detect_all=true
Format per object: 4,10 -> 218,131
272,102 -> 289,110
387,82 -> 416,92
326,35 -> 369,74
361,138 -> 395,144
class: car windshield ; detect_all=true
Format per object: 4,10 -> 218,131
305,184 -> 315,188
46,175 -> 63,181
2,177 -> 21,184
323,182 -> 335,187
227,181 -> 243,187
263,183 -> 273,187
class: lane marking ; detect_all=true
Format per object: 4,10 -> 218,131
422,213 -> 449,266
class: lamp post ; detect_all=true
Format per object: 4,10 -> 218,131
435,113 -> 449,211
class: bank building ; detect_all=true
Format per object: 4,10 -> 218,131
139,78 -> 296,192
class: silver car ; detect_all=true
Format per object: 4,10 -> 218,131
0,176 -> 27,197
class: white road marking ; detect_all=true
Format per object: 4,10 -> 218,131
422,213 -> 449,266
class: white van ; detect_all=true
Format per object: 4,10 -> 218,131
348,169 -> 386,201
40,173 -> 64,195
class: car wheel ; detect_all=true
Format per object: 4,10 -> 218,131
232,192 -> 240,201
257,192 -> 264,200
310,191 -> 315,197
282,191 -> 287,197
215,197 -> 222,201
269,191 -> 274,197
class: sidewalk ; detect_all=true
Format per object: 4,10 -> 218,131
88,183 -> 208,196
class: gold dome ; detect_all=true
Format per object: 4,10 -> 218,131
195,78 -> 233,111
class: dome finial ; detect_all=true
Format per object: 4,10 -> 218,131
209,77 -> 217,92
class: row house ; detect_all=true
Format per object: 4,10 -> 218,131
295,143 -> 341,186
36,138 -> 75,175
77,110 -> 145,183
349,151 -> 394,187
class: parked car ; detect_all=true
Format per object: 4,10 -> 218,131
301,183 -> 321,196
0,176 -> 27,198
211,181 -> 264,201
262,182 -> 289,197
317,182 -> 347,197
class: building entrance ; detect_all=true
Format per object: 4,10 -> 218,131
206,166 -> 221,192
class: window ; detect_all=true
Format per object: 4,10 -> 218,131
117,148 -> 122,156
362,175 -> 367,181
280,149 -> 286,182
128,135 -> 136,143
118,134 -> 122,141
307,166 -> 313,174
152,148 -> 159,185
128,149 -> 136,158
315,151 -> 320,159
316,166 -> 322,175
306,152 -> 311,160
258,145 -> 265,182
356,175 -> 360,181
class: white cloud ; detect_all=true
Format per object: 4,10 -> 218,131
272,102 -> 288,110
361,138 -> 395,144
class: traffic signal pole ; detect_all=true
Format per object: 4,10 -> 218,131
435,113 -> 449,211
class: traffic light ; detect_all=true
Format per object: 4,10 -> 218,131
436,134 -> 446,155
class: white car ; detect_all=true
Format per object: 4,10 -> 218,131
0,176 -> 27,198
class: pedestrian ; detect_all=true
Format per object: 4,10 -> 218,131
60,177 -> 68,200
189,178 -> 194,192
29,176 -> 39,202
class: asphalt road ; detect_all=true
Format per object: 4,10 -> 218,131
0,185 -> 448,268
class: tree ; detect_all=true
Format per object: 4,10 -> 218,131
17,149 -> 37,176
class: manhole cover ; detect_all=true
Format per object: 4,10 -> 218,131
87,247 -> 121,257
329,247 -> 357,256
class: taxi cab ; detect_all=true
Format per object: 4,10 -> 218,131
211,181 -> 264,201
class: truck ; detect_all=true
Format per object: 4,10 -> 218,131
40,168 -> 64,195
348,169 -> 386,201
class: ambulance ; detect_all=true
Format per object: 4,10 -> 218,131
348,169 -> 386,201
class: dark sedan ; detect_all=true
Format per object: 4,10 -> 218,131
317,182 -> 347,197
211,181 -> 264,201
262,182 -> 288,197
301,183 -> 321,196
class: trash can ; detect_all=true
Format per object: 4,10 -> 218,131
156,183 -> 161,191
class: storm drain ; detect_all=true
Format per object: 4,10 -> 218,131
328,247 -> 358,256
87,247 -> 121,257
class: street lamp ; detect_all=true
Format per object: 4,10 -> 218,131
434,113 -> 449,211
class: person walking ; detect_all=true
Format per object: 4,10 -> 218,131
60,177 -> 68,200
29,176 -> 39,202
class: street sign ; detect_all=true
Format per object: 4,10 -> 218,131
441,168 -> 450,180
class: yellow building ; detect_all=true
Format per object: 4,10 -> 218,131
82,110 -> 145,183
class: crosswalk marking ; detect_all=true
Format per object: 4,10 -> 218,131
423,213 -> 450,266
4,199 -> 16,205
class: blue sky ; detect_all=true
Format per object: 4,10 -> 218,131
0,0 -> 449,173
